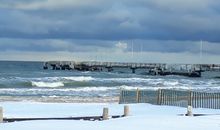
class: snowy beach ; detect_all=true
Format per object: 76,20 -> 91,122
2,0 -> 220,129
1,102 -> 220,130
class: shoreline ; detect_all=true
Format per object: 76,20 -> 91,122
0,96 -> 119,103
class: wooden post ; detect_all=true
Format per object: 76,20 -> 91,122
0,107 -> 3,123
102,108 -> 109,120
202,93 -> 205,109
136,88 -> 140,103
188,91 -> 193,107
186,106 -> 193,116
124,105 -> 129,117
199,92 -> 202,108
119,89 -> 123,104
157,89 -> 162,105
218,93 -> 220,109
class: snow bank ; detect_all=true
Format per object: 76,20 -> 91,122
1,102 -> 220,130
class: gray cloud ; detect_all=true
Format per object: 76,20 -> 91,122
0,0 -> 220,62
0,0 -> 220,41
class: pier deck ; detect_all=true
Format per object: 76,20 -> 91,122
43,61 -> 220,77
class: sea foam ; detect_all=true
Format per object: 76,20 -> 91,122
62,76 -> 94,81
31,81 -> 64,88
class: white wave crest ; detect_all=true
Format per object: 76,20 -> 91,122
22,76 -> 94,82
95,77 -> 163,83
62,76 -> 94,81
31,81 -> 64,88
119,85 -> 141,90
163,81 -> 179,86
73,87 -> 117,92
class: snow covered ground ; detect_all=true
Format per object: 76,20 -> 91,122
1,102 -> 220,130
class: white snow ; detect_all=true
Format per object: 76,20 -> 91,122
1,102 -> 220,130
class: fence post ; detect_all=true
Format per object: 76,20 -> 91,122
0,107 -> 3,123
102,108 -> 109,120
188,91 -> 193,107
217,93 -> 220,109
119,89 -> 123,104
124,105 -> 129,117
136,88 -> 140,103
157,89 -> 162,105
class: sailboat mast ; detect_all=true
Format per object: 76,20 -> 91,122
140,43 -> 143,53
132,40 -> 134,59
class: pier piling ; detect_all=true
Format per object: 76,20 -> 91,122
102,108 -> 109,120
0,107 -> 3,123
187,106 -> 193,116
124,105 -> 129,117
131,68 -> 136,73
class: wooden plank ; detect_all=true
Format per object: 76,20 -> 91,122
4,115 -> 122,123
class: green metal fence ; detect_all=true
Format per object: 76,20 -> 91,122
119,89 -> 220,109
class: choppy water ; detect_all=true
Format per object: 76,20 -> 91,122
0,61 -> 220,102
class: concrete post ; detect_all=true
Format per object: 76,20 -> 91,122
102,108 -> 109,120
0,107 -> 3,123
187,106 -> 193,116
124,105 -> 129,117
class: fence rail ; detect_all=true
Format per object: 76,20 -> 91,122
119,89 -> 220,109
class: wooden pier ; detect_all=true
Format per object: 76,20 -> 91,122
43,61 -> 220,77
44,61 -> 165,73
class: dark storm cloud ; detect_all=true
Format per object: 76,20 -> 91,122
0,0 -> 218,40
1,0 -> 220,54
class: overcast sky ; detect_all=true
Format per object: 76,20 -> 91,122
0,0 -> 220,63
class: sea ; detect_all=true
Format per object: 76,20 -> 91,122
0,61 -> 220,103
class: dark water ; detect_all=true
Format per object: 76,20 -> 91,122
0,61 -> 220,102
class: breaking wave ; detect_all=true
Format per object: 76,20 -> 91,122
1,85 -> 220,98
62,76 -> 94,81
31,81 -> 64,88
1,76 -> 220,90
